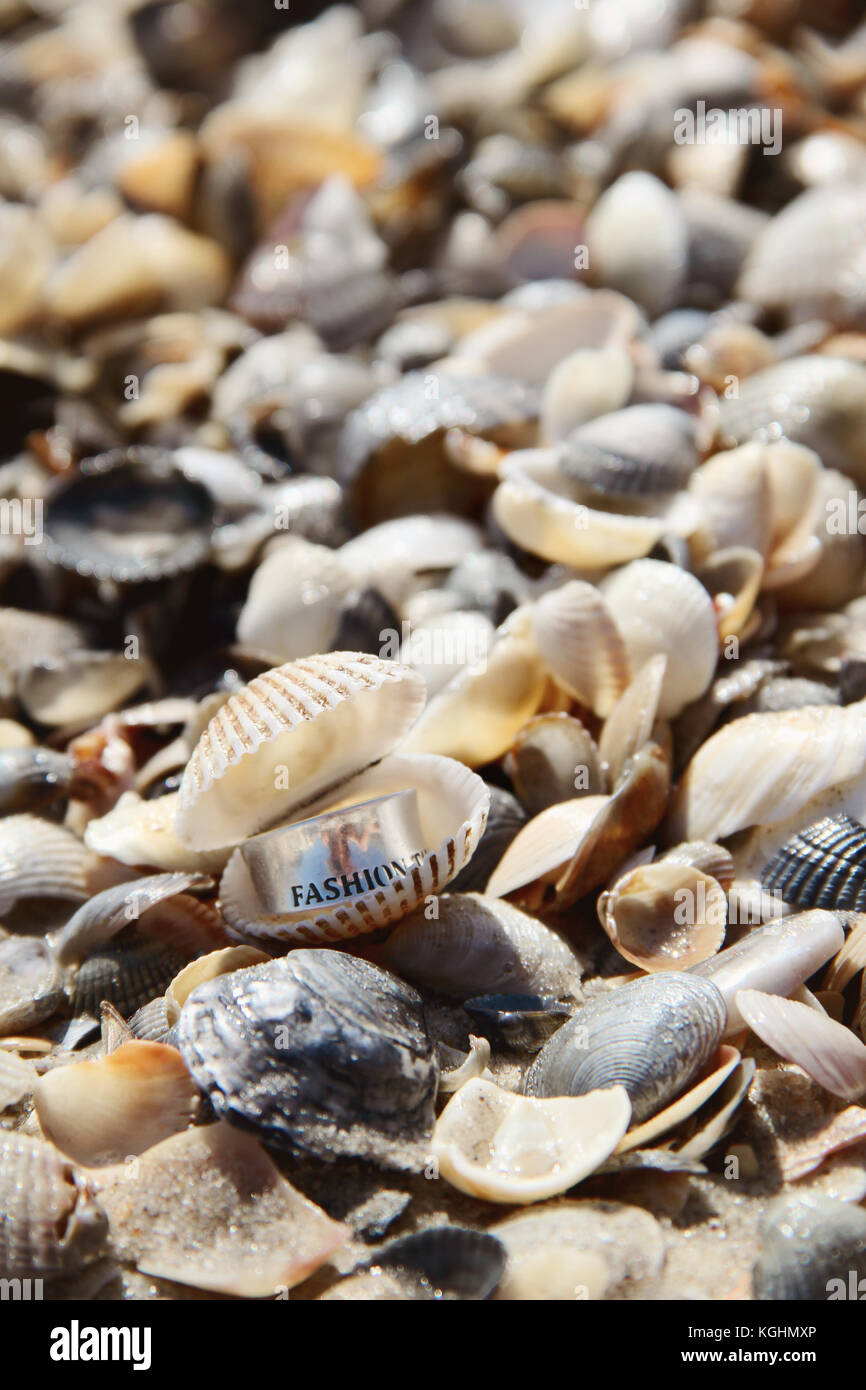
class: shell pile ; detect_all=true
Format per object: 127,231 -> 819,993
2,0 -> 866,1305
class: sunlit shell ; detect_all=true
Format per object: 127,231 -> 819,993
541,346 -> 634,442
34,1041 -> 199,1165
615,1044 -> 741,1153
585,172 -> 688,317
599,860 -> 726,972
400,610 -> 495,698
220,752 -> 488,946
737,989 -> 866,1101
176,653 -> 427,851
762,815 -> 866,912
600,560 -> 718,719
0,1131 -> 107,1279
431,1078 -> 631,1203
598,653 -> 666,784
92,1122 -> 349,1298
532,580 -> 629,718
0,935 -> 63,1033
165,946 -> 270,1027
382,892 -> 582,1000
85,792 -> 232,874
0,814 -> 126,914
54,871 -> 212,965
696,547 -> 763,641
236,536 -> 355,663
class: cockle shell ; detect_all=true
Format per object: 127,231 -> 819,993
531,580 -> 630,718
175,653 -> 427,851
540,346 -> 634,442
69,936 -> 189,1021
598,653 -> 666,784
0,814 -> 127,915
431,1078 -> 631,1203
762,815 -> 866,913
585,172 -> 688,317
219,751 -> 489,946
0,1131 -> 107,1279
558,404 -> 698,499
599,860 -> 726,972
736,989 -> 866,1102
54,871 -> 212,965
381,892 -> 583,1000
34,1041 -> 200,1165
357,1226 -> 506,1302
600,560 -> 718,719
178,951 -> 438,1169
84,792 -> 232,874
525,972 -> 727,1124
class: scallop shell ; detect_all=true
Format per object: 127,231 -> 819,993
431,1078 -> 631,1203
176,653 -> 427,852
762,815 -> 866,913
558,405 -> 698,499
34,1040 -> 199,1166
525,972 -> 727,1124
179,952 -> 438,1169
381,892 -> 583,1001
0,1131 -> 107,1280
689,910 -> 845,1035
219,752 -> 489,946
599,860 -> 726,972
753,1193 -> 866,1301
531,581 -> 630,718
600,560 -> 718,720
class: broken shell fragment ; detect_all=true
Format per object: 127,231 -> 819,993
736,989 -> 866,1102
431,1077 -> 631,1203
54,871 -> 212,966
0,1131 -> 107,1280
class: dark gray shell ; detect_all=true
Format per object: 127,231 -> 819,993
178,950 -> 439,1167
558,404 -> 698,498
43,447 -> 215,584
753,1193 -> 866,1301
368,1226 -> 507,1300
464,993 -> 572,1052
68,936 -> 187,1019
449,786 -> 527,893
0,935 -> 63,1032
0,749 -> 72,816
524,972 -> 726,1123
0,1131 -> 107,1280
762,815 -> 866,912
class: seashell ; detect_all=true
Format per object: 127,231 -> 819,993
126,996 -> 173,1046
449,785 -> 528,894
525,972 -> 727,1124
382,892 -> 583,1000
338,370 -> 538,526
17,651 -> 148,729
236,537 -> 354,663
178,951 -> 439,1169
615,1043 -> 741,1154
0,748 -> 72,815
666,701 -> 866,844
44,213 -> 230,327
492,449 -> 701,570
464,994 -> 573,1052
558,405 -> 698,499
598,653 -> 666,784
598,860 -> 726,972
0,720 -> 35,750
675,1055 -> 756,1161
219,751 -> 488,946
684,320 -> 777,394
176,653 -> 427,851
0,815 -> 123,915
34,1040 -> 199,1166
660,840 -> 735,892
504,714 -> 604,815
600,560 -> 719,720
695,547 -> 763,641
736,989 -> 866,1102
400,610 -> 495,698
774,468 -> 866,611
85,792 -> 232,875
689,910 -> 845,1035
69,936 -> 189,1021
762,815 -> 866,913
444,549 -> 532,626
54,871 -> 212,966
540,347 -> 634,443
431,1077 -> 631,1203
92,1121 -> 349,1299
753,1193 -> 866,1301
585,172 -> 688,318
489,1199 -> 665,1301
689,443 -> 773,559
438,1035 -> 492,1095
339,514 -> 486,611
0,609 -> 85,700
738,183 -> 866,327
738,677 -> 838,716
0,1049 -> 38,1110
0,936 -> 63,1034
0,1131 -> 107,1280
531,580 -> 630,718
164,945 -> 269,1028
362,1227 -> 506,1302
718,356 -> 866,481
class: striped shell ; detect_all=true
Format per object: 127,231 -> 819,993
761,815 -> 866,912
0,1131 -> 107,1279
219,753 -> 489,946
175,653 -> 427,851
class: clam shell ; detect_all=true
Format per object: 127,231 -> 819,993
762,815 -> 866,913
17,650 -> 148,727
736,989 -> 866,1101
219,752 -> 489,946
34,1040 -> 199,1165
599,861 -> 726,972
660,840 -> 735,892
525,972 -> 727,1124
558,404 -> 698,499
0,1131 -> 107,1280
0,935 -> 63,1034
69,936 -> 188,1020
753,1193 -> 866,1301
381,892 -> 582,1000
176,653 -> 427,851
614,1044 -> 741,1153
531,581 -> 630,718
432,1078 -> 631,1203
178,951 -> 439,1168
504,713 -> 604,816
600,560 -> 718,720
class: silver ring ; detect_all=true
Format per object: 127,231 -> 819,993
239,789 -> 426,914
